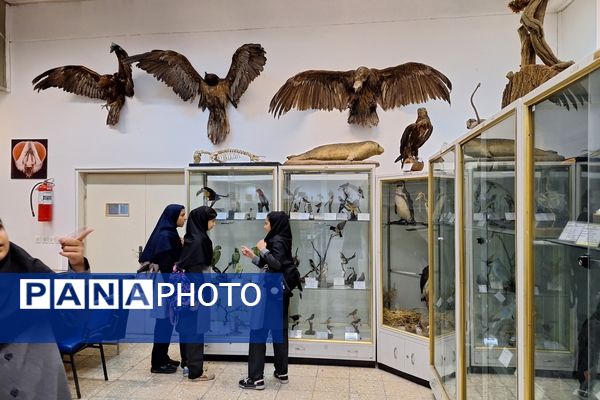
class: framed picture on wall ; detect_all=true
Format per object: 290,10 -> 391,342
11,139 -> 48,179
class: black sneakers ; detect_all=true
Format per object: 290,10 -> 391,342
150,364 -> 177,374
239,377 -> 265,390
274,371 -> 289,384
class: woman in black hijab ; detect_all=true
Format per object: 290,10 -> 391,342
176,206 -> 217,381
140,204 -> 186,374
239,211 -> 294,390
0,217 -> 91,400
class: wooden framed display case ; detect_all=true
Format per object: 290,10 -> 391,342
429,148 -> 458,400
377,173 -> 430,381
429,53 -> 600,400
279,164 -> 376,361
185,163 -> 280,356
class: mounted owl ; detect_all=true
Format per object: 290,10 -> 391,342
269,62 -> 452,127
124,43 -> 267,144
32,43 -> 134,126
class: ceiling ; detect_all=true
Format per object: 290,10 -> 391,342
3,0 -> 576,15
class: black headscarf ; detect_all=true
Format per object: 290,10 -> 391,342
264,211 -> 293,261
139,204 -> 184,263
178,206 -> 217,271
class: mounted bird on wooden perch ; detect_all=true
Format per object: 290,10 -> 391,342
124,43 -> 267,145
32,43 -> 134,126
269,62 -> 452,127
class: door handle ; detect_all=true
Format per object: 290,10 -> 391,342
411,353 -> 415,365
393,347 -> 397,359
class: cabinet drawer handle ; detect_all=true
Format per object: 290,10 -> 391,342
393,347 -> 397,359
411,353 -> 415,365
347,349 -> 358,354
294,346 -> 305,351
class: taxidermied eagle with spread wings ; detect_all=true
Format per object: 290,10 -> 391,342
32,43 -> 134,126
124,43 -> 267,145
269,62 -> 451,127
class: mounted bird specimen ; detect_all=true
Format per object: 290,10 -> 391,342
124,43 -> 267,144
269,62 -> 451,127
32,43 -> 134,126
394,107 -> 433,169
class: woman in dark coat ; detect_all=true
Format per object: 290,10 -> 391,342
140,204 -> 186,374
0,217 -> 91,400
239,211 -> 294,390
176,206 -> 217,381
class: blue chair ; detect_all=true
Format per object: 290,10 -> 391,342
58,308 -> 115,399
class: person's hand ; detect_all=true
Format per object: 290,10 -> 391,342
58,228 -> 93,272
240,246 -> 255,259
257,240 -> 267,251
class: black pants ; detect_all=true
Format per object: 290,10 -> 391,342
248,294 -> 290,380
577,317 -> 600,383
151,318 -> 184,368
180,334 -> 205,378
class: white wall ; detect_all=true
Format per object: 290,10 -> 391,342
557,0 -> 597,62
0,0 -> 591,267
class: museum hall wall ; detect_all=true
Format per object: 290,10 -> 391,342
0,0 -> 596,267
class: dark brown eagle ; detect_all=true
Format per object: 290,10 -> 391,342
32,43 -> 134,126
124,43 -> 266,145
269,62 -> 451,127
394,107 -> 433,167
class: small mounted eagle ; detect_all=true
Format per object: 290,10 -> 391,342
269,62 -> 451,127
394,107 -> 433,167
124,43 -> 267,145
32,43 -> 134,126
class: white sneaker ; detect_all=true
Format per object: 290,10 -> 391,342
182,366 -> 189,377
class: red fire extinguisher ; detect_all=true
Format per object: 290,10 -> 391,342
30,178 -> 55,222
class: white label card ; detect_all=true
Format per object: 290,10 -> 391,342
344,332 -> 359,341
234,212 -> 247,220
333,277 -> 345,286
316,331 -> 329,340
505,212 -> 516,221
576,224 -> 600,248
535,213 -> 556,222
495,291 -> 506,303
402,163 -> 413,172
357,213 -> 370,221
304,277 -> 318,289
290,212 -> 310,220
255,212 -> 268,220
337,213 -> 349,220
290,330 -> 302,339
353,281 -> 366,290
534,286 -> 540,295
436,297 -> 443,308
473,213 -> 485,221
323,213 -> 337,221
558,221 -> 585,242
478,284 -> 488,293
498,348 -> 513,368
216,212 -> 228,220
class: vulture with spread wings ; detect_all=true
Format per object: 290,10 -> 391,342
269,62 -> 451,127
124,43 -> 266,144
32,43 -> 134,126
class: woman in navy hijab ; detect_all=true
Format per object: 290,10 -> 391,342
139,204 -> 186,374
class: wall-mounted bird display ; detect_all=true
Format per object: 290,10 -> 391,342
211,245 -> 222,269
393,181 -> 415,225
32,43 -> 134,126
256,188 -> 270,212
124,43 -> 266,144
269,62 -> 451,127
347,309 -> 358,318
196,186 -> 229,207
340,252 -> 356,265
394,108 -> 433,170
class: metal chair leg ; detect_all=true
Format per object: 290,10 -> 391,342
70,354 -> 81,399
99,344 -> 108,381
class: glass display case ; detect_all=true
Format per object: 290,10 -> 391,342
461,111 -> 518,399
186,163 -> 280,353
280,164 -> 375,360
430,148 -> 457,399
377,174 -> 431,381
380,175 -> 429,336
529,64 -> 599,399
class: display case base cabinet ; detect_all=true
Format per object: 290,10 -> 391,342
203,342 -> 374,361
378,329 -> 430,381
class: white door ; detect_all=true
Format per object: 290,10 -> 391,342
83,172 -> 185,273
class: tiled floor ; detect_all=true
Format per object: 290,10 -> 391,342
65,344 -> 433,400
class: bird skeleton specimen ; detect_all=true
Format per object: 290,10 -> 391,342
125,43 -> 266,144
32,43 -> 134,126
270,62 -> 451,127
193,148 -> 264,164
